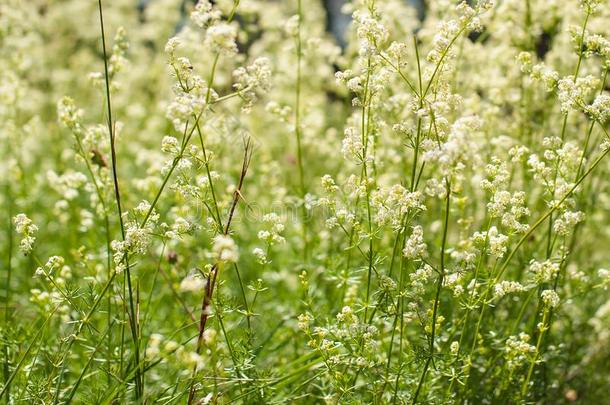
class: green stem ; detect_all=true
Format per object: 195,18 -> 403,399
295,0 -> 308,261
97,0 -> 141,397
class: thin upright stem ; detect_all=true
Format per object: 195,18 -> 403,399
97,0 -> 141,398
295,0 -> 308,261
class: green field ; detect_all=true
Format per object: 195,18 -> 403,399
1,0 -> 610,403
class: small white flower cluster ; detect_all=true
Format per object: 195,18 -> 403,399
191,1 -> 237,55
179,272 -> 206,293
325,206 -> 360,231
300,305 -> 379,371
487,227 -> 509,258
232,57 -> 272,113
205,23 -> 238,56
111,218 -> 156,273
252,247 -> 267,265
265,101 -> 292,122
580,0 -> 604,13
166,87 -> 210,132
529,137 -> 583,200
336,67 -> 391,111
403,225 -> 427,259
505,333 -> 536,370
109,27 -> 129,78
57,97 -> 84,133
164,38 -> 217,131
427,19 -> 461,64
320,174 -> 339,194
212,234 -> 238,263
518,52 -> 560,91
164,216 -> 196,240
494,280 -> 526,299
582,32 -> 610,64
297,313 -> 312,331
146,332 -> 199,365
450,341 -> 460,355
284,14 -> 299,38
257,213 -> 285,245
541,289 -> 560,309
557,75 -> 599,114
341,126 -> 365,162
371,185 -> 425,229
480,158 -> 510,192
146,333 -> 165,361
13,213 -> 37,254
426,1 -> 488,63
336,305 -> 357,324
585,93 -> 610,124
352,8 -> 388,56
598,268 -> 610,288
47,170 -> 88,200
528,259 -> 560,284
385,41 -> 409,69
486,190 -> 529,232
30,288 -> 65,313
471,226 -> 509,258
161,135 -> 180,155
35,255 -> 72,286
410,263 -> 434,294
553,210 -> 585,236
423,115 -> 483,180
190,0 -> 221,29
444,271 -> 465,297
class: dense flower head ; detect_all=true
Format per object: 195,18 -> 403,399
13,213 -> 38,254
212,234 -> 238,263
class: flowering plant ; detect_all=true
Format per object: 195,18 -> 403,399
1,0 -> 609,403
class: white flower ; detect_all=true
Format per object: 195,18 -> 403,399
13,214 -> 38,254
494,281 -> 525,298
252,247 -> 267,264
232,57 -> 272,112
386,41 -> 409,68
517,52 -> 532,73
191,0 -> 220,28
488,227 -> 509,258
166,93 -> 207,132
205,23 -> 237,55
212,235 -> 238,263
450,341 -> 460,354
297,313 -> 311,331
352,10 -> 388,55
403,226 -> 427,259
557,75 -> 598,114
284,15 -> 300,37
57,97 -> 83,131
134,200 -> 152,216
341,127 -> 364,161
165,37 -> 180,60
372,186 -> 425,228
586,93 -> 610,124
161,136 -> 180,154
541,290 -> 560,308
321,175 -> 338,193
257,213 -> 285,245
180,274 -> 205,292
529,259 -> 560,284
505,333 -> 536,370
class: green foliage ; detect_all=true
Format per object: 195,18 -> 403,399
1,0 -> 610,403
